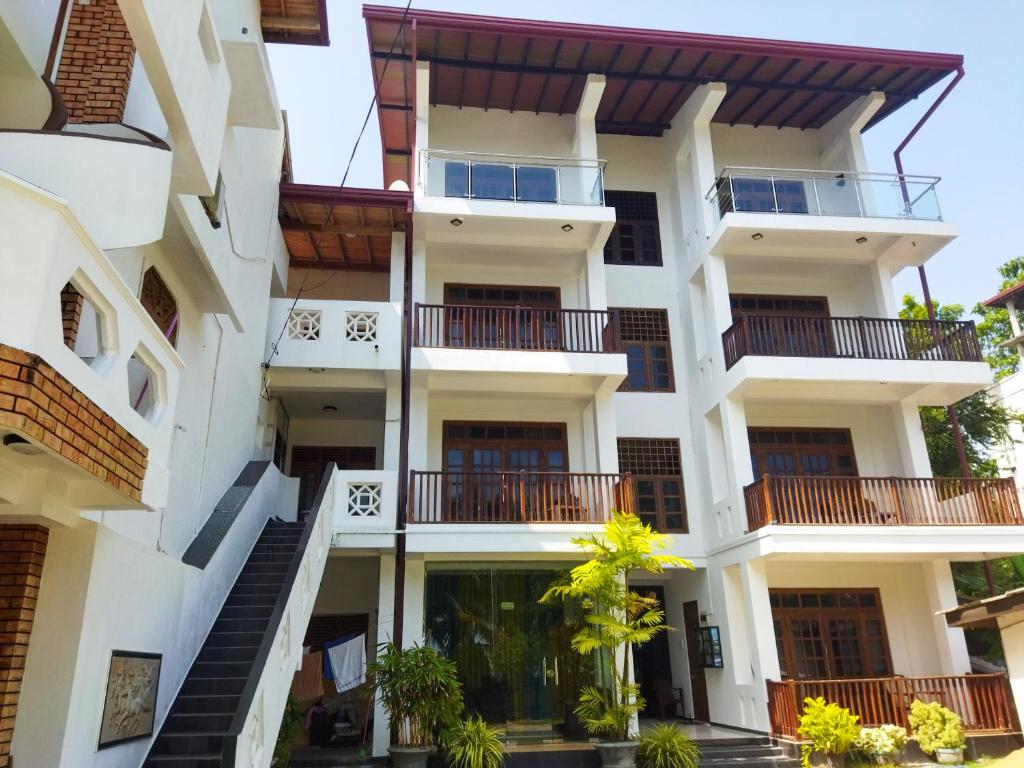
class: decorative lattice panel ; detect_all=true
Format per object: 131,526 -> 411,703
287,309 -> 321,340
345,311 -> 378,342
347,482 -> 382,517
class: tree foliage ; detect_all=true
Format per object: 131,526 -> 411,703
971,256 -> 1024,380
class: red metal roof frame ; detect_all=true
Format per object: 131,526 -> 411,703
263,0 -> 331,46
982,282 -> 1024,310
279,183 -> 412,209
363,4 -> 963,187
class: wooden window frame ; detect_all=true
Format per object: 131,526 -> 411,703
748,427 -> 858,478
613,308 -> 675,393
770,588 -> 893,680
604,191 -> 663,267
444,283 -> 562,308
139,267 -> 179,347
442,421 -> 569,473
618,438 -> 687,533
730,293 -> 831,320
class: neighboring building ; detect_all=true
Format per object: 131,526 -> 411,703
1,2 -> 1022,767
982,284 -> 1024,497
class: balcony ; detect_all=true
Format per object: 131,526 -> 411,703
723,315 -> 982,368
744,475 -> 1023,531
720,315 -> 991,406
410,304 -> 626,395
409,470 -> 635,524
264,299 -> 401,389
767,675 -> 1018,740
416,149 -> 616,249
705,168 -> 956,265
330,469 -> 398,549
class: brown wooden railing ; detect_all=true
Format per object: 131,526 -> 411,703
722,315 -> 982,369
414,304 -> 620,353
767,675 -> 1018,739
744,475 -> 1023,530
409,470 -> 635,523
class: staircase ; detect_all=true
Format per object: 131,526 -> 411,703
144,518 -> 305,767
697,736 -> 800,768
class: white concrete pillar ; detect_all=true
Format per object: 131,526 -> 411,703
407,387 -> 428,470
414,61 -> 430,195
402,555 -> 426,648
410,237 -> 426,307
921,559 -> 972,674
720,396 -> 752,535
572,74 -> 605,160
891,400 -> 934,477
868,259 -> 899,318
372,552 -> 397,757
593,390 -> 620,475
382,385 -> 401,471
389,232 -> 406,305
584,248 -> 609,311
997,617 -> 1024,723
816,92 -> 885,172
740,559 -> 782,683
667,83 -> 726,243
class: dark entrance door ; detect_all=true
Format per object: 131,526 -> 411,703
290,446 -> 376,509
632,585 -> 674,718
683,600 -> 710,722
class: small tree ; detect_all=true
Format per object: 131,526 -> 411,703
540,512 -> 693,742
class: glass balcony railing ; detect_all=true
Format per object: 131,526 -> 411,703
707,167 -> 942,222
421,149 -> 606,206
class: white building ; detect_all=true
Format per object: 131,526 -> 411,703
0,3 -> 1021,767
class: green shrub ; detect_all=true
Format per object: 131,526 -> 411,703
853,725 -> 908,758
273,694 -> 304,766
797,697 -> 861,759
908,700 -> 964,755
443,715 -> 506,768
638,723 -> 701,768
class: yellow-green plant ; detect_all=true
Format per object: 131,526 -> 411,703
908,700 -> 964,755
540,512 -> 694,742
638,723 -> 701,768
443,715 -> 506,768
853,725 -> 908,758
797,697 -> 860,767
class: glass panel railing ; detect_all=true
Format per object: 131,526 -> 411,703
707,167 -> 942,222
422,150 -> 606,206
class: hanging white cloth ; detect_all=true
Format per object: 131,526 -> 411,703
327,633 -> 366,693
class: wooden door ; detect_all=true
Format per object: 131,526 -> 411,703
683,600 -> 710,722
291,446 -> 376,510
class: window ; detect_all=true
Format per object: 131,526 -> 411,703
748,427 -> 857,478
604,191 -> 662,266
770,589 -> 892,679
613,308 -> 674,392
730,294 -> 830,319
140,267 -> 179,346
618,438 -> 686,532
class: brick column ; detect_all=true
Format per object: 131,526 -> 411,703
54,0 -> 136,124
60,283 -> 84,350
0,525 -> 49,768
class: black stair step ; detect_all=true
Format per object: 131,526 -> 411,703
240,562 -> 290,573
700,757 -> 795,768
694,737 -> 772,748
213,617 -> 272,633
180,676 -> 248,696
204,630 -> 265,647
218,605 -> 275,621
252,543 -> 300,554
228,581 -> 282,595
223,596 -> 278,610
701,745 -> 780,758
234,572 -> 288,586
197,645 -> 260,664
162,712 -> 234,733
153,731 -> 226,756
144,756 -> 220,768
170,694 -> 241,715
189,660 -> 253,678
247,554 -> 297,565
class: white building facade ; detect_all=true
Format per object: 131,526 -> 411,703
0,3 -> 1021,767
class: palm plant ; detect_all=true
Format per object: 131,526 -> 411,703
540,512 -> 693,742
443,715 -> 507,768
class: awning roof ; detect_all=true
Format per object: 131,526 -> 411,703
279,183 -> 410,272
942,587 -> 1024,629
364,4 -> 963,187
262,0 -> 330,46
983,282 -> 1024,310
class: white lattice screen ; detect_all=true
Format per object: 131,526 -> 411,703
345,311 -> 378,342
287,309 -> 321,340
347,482 -> 382,517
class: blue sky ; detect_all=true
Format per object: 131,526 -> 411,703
267,0 -> 1024,314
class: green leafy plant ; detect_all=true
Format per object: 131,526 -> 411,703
273,694 -> 304,766
368,642 -> 464,748
797,697 -> 860,767
637,723 -> 701,768
908,700 -> 964,755
853,725 -> 908,758
540,511 -> 693,742
443,715 -> 506,768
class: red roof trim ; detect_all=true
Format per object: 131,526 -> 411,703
983,282 -> 1024,309
279,183 -> 411,209
362,5 -> 962,70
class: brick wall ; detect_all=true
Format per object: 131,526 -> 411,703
55,0 -> 136,124
0,525 -> 49,768
60,283 -> 84,350
0,345 -> 147,501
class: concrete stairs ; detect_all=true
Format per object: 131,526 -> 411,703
144,519 -> 305,768
696,737 -> 800,768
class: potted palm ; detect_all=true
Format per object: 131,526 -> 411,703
369,642 -> 464,768
540,512 -> 693,768
909,700 -> 965,765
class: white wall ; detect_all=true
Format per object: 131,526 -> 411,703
710,124 -> 827,173
428,105 -> 576,157
286,419 -> 386,471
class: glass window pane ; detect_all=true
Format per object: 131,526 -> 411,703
443,161 -> 469,197
626,345 -> 649,389
515,165 -> 558,203
472,164 -> 515,201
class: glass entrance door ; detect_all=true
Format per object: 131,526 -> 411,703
424,566 -> 589,742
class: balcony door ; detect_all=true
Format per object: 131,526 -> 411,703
444,284 -> 561,351
730,294 -> 833,357
442,422 -> 568,522
290,445 -> 376,510
748,427 -> 857,479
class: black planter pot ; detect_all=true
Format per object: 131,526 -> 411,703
389,746 -> 434,768
595,741 -> 639,768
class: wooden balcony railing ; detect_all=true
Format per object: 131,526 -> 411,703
767,675 -> 1018,740
722,314 -> 982,369
744,475 -> 1023,530
414,304 -> 620,353
409,470 -> 635,524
